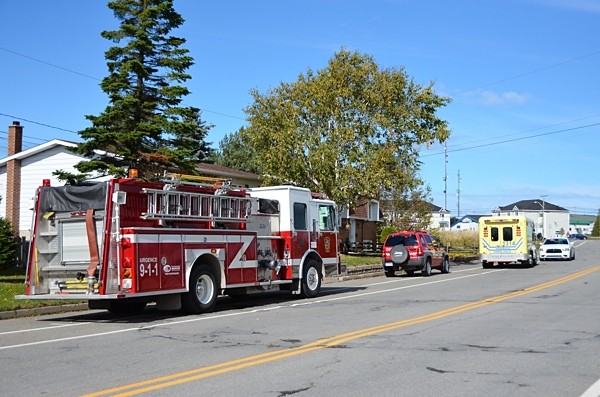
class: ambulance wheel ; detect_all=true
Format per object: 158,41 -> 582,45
482,261 -> 493,269
300,259 -> 321,298
182,264 -> 218,314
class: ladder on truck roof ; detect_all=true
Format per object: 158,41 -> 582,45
141,187 -> 252,223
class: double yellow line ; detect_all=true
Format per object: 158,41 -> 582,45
84,266 -> 600,397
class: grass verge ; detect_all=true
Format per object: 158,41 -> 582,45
0,267 -> 83,312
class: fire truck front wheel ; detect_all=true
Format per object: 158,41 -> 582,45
300,259 -> 322,298
182,264 -> 219,314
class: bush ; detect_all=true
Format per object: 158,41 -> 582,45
433,229 -> 478,249
379,226 -> 396,243
0,218 -> 19,270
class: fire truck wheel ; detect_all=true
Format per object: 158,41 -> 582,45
300,260 -> 321,298
182,264 -> 218,314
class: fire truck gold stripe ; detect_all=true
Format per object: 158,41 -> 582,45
82,265 -> 600,397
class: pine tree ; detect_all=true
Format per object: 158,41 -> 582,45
0,217 -> 18,270
70,0 -> 212,180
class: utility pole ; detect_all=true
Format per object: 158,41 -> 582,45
443,142 -> 448,211
540,194 -> 547,237
457,169 -> 462,218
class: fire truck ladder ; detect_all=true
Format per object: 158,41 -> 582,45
141,188 -> 252,223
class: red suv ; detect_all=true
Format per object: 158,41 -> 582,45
382,230 -> 449,277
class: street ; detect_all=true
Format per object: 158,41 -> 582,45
1,240 -> 599,397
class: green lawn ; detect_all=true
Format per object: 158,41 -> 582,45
0,267 -> 83,312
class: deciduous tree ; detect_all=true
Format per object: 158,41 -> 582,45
242,49 -> 450,207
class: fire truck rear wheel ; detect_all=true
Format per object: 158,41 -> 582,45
182,264 -> 218,314
300,260 -> 321,298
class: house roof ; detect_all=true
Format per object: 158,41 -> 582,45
427,202 -> 450,213
451,214 -> 485,227
495,199 -> 567,212
570,214 -> 596,225
0,139 -> 76,165
195,163 -> 260,181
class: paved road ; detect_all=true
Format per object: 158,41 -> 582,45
1,240 -> 599,397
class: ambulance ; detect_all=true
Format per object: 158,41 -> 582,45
478,215 -> 538,268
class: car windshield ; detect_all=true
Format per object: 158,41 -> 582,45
385,234 -> 418,247
543,238 -> 568,245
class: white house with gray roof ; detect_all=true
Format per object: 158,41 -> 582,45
493,199 -> 569,238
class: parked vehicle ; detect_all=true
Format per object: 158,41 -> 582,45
569,233 -> 587,240
539,237 -> 575,261
381,230 -> 449,277
478,215 -> 538,268
16,173 -> 339,314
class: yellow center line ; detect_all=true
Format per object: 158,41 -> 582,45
83,265 -> 600,397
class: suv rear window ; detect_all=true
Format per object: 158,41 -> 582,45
385,234 -> 418,247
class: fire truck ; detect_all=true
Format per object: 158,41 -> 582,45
17,174 -> 340,314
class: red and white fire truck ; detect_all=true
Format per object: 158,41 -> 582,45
17,174 -> 339,314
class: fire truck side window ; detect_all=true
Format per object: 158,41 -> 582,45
258,198 -> 279,214
503,227 -> 513,241
318,205 -> 335,231
490,227 -> 499,242
293,203 -> 307,230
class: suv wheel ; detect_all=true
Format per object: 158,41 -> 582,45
384,268 -> 395,277
441,256 -> 450,274
422,259 -> 432,277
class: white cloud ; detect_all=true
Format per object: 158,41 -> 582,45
461,89 -> 532,106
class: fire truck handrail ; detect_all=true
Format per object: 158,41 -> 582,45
141,188 -> 252,222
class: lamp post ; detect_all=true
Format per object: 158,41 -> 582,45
541,195 -> 547,237
534,196 -> 547,238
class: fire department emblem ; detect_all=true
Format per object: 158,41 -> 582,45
324,237 -> 331,253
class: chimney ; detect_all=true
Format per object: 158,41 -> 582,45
6,121 -> 23,235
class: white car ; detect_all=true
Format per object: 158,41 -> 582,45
539,237 -> 575,261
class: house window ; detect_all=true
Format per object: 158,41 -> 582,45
368,201 -> 379,221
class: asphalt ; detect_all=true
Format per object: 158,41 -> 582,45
0,264 -> 385,320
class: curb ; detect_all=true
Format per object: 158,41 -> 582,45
0,303 -> 89,320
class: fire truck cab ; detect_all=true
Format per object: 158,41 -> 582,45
17,175 -> 339,314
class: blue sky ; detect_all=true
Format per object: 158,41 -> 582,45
1,0 -> 599,215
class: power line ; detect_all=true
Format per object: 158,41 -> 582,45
454,50 -> 600,95
0,113 -> 79,134
0,46 -> 102,81
420,122 -> 599,158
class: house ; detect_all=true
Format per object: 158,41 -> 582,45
428,203 -> 451,231
338,199 -> 381,252
451,215 -> 485,231
0,122 -> 93,238
493,199 -> 569,238
568,214 -> 596,236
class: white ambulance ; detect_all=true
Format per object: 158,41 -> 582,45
478,215 -> 538,268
